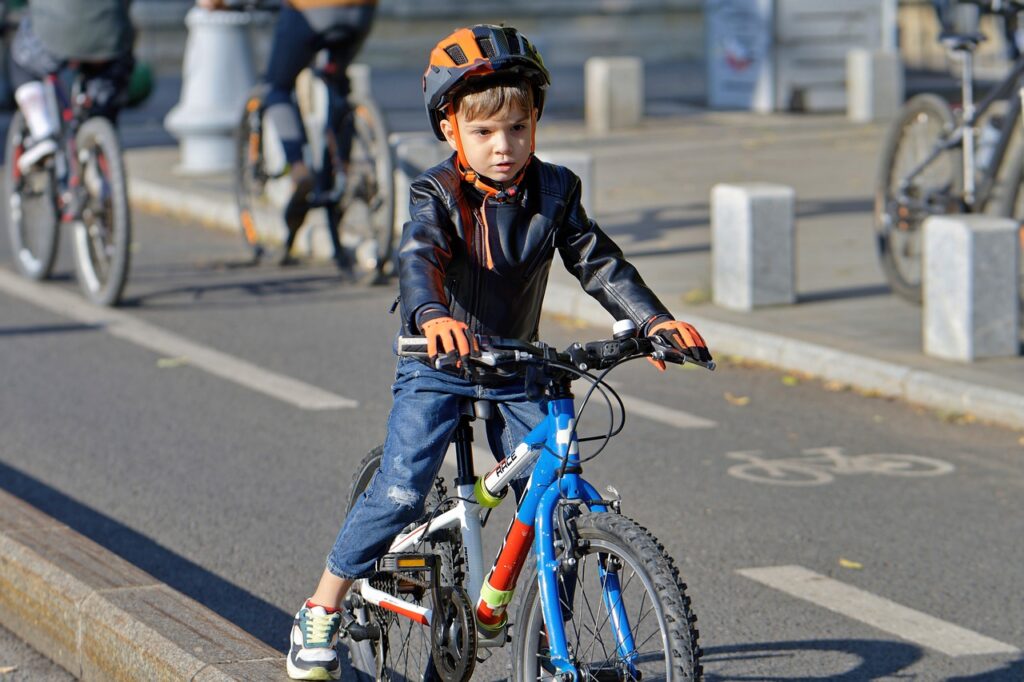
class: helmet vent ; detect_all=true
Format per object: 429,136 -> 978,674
477,37 -> 496,59
504,29 -> 521,55
445,45 -> 468,65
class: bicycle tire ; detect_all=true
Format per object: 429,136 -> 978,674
4,110 -> 60,281
339,92 -> 395,277
513,511 -> 702,682
874,94 -> 961,304
987,138 -> 1024,313
234,89 -> 280,262
71,116 -> 130,306
345,446 -> 467,681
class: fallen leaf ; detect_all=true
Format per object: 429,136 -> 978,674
1019,436 -> 1024,446
157,357 -> 189,369
682,287 -> 711,305
0,666 -> 17,674
781,375 -> 799,386
824,380 -> 847,392
724,391 -> 750,406
838,558 -> 863,570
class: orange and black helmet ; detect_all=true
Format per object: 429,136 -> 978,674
423,25 -> 551,141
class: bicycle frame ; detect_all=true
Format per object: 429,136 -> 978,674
353,395 -> 625,679
900,49 -> 1024,211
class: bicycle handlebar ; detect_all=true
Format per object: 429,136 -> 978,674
396,334 -> 716,377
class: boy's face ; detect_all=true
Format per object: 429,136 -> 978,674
440,106 -> 534,184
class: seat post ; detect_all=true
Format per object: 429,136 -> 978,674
452,417 -> 476,487
961,46 -> 977,205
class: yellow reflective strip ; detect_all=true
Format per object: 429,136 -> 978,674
474,477 -> 503,509
479,581 -> 515,607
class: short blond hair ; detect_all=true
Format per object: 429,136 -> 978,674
453,78 -> 534,122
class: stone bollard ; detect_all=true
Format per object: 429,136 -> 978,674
846,48 -> 904,123
535,149 -> 594,216
390,132 -> 451,239
164,7 -> 258,175
712,183 -> 796,311
585,57 -> 644,135
923,215 -> 1020,361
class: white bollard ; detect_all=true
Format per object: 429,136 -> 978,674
712,183 -> 796,311
390,132 -> 451,239
923,215 -> 1020,361
847,48 -> 904,123
164,7 -> 258,174
535,149 -> 594,216
585,57 -> 644,135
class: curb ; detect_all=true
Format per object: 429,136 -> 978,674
544,282 -> 1024,431
126,177 -> 1024,432
0,488 -> 288,681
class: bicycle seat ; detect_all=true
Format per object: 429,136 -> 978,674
459,398 -> 494,422
939,32 -> 986,52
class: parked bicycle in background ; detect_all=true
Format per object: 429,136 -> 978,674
875,0 -> 1024,307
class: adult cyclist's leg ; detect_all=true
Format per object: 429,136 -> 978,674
263,7 -> 319,259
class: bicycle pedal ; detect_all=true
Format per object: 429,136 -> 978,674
377,552 -> 437,574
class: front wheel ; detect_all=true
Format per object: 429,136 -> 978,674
514,512 -> 703,681
874,94 -> 961,304
338,93 -> 395,278
72,117 -> 130,306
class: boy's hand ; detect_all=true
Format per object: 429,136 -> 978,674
648,319 -> 712,370
420,315 -> 478,368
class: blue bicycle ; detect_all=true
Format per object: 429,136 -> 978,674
342,325 -> 710,681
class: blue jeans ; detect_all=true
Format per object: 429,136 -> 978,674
326,357 -> 546,579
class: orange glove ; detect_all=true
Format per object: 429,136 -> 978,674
420,315 -> 478,366
648,318 -> 712,370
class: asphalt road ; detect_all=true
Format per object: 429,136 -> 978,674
2,202 -> 1024,681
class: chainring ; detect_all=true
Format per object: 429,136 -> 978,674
429,585 -> 477,682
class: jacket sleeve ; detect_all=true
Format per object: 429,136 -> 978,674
398,174 -> 457,333
556,170 -> 673,332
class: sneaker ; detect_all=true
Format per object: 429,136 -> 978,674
286,603 -> 343,681
17,136 -> 57,174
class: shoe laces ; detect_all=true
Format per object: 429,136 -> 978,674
301,607 -> 341,648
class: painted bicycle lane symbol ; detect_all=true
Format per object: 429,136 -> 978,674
726,446 -> 955,486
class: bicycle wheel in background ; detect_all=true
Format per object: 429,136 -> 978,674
514,512 -> 703,682
990,134 -> 1024,313
344,447 -> 472,681
4,111 -> 60,280
874,94 -> 961,304
235,92 -> 269,261
339,92 -> 395,278
71,116 -> 130,306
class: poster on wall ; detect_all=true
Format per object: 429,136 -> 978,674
705,0 -> 774,111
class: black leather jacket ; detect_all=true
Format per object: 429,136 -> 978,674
398,154 -> 673,342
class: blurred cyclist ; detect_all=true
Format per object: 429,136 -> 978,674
9,0 -> 135,173
201,0 -> 378,267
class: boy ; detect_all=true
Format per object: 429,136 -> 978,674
287,24 -> 711,680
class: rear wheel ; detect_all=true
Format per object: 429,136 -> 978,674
72,116 -> 130,306
874,94 -> 961,303
514,512 -> 702,681
990,136 -> 1024,313
4,110 -> 59,280
337,93 -> 394,278
345,446 -> 467,681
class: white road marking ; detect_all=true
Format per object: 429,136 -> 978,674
618,394 -> 717,429
738,565 -> 1020,657
0,269 -> 357,410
